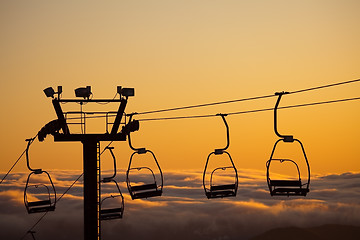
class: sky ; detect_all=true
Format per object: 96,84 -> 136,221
1,1 -> 360,239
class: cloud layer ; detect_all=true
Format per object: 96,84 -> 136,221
1,169 -> 360,240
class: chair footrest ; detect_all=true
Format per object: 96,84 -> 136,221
28,205 -> 55,214
100,213 -> 122,220
271,187 -> 309,196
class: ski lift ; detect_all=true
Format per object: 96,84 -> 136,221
266,92 -> 310,196
203,114 -> 238,199
24,138 -> 56,214
126,115 -> 163,200
100,146 -> 124,220
100,180 -> 124,220
102,146 -> 117,182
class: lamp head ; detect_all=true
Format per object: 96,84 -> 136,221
75,86 -> 92,99
121,88 -> 135,97
117,86 -> 134,98
43,87 -> 55,98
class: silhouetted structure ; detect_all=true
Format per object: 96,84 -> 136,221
24,138 -> 56,214
45,86 -> 136,240
100,146 -> 124,220
266,92 -> 310,196
126,114 -> 163,200
203,114 -> 238,199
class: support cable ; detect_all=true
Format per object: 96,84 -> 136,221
0,134 -> 38,185
137,96 -> 360,122
289,78 -> 360,95
19,172 -> 83,240
64,78 -> 360,122
95,93 -> 118,105
136,94 -> 275,115
20,212 -> 49,240
135,78 -> 360,116
229,96 -> 360,116
20,141 -> 114,240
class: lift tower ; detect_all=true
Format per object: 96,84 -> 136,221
45,86 -> 135,240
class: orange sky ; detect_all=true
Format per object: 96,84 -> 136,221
1,2 -> 360,239
1,0 -> 360,175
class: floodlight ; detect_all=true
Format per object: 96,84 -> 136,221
121,88 -> 135,97
75,86 -> 92,99
44,87 -> 55,98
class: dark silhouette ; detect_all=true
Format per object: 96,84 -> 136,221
44,85 -> 136,240
100,146 -> 124,220
24,138 -> 56,214
203,114 -> 238,199
266,92 -> 310,196
37,119 -> 62,142
126,114 -> 164,200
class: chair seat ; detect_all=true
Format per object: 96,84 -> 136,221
28,205 -> 55,214
132,190 -> 162,199
100,208 -> 123,220
210,184 -> 236,191
28,200 -> 52,207
270,180 -> 302,187
100,208 -> 123,214
130,183 -> 157,192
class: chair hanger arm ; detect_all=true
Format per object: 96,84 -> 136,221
25,138 -> 41,173
215,114 -> 229,153
102,146 -> 117,181
274,92 -> 293,142
127,114 -> 146,153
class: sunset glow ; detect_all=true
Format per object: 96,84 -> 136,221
1,1 -> 360,239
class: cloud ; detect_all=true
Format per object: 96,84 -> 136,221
1,170 -> 360,240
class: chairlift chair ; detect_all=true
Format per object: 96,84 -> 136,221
101,146 -> 117,182
24,181 -> 56,214
24,138 -> 56,214
100,146 -> 124,220
203,114 -> 238,199
266,92 -> 310,197
266,158 -> 309,196
126,115 -> 163,200
100,180 -> 124,220
127,163 -> 163,199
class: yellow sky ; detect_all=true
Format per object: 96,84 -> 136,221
1,0 -> 359,175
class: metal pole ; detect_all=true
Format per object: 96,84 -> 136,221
52,99 -> 70,134
83,139 -> 100,240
